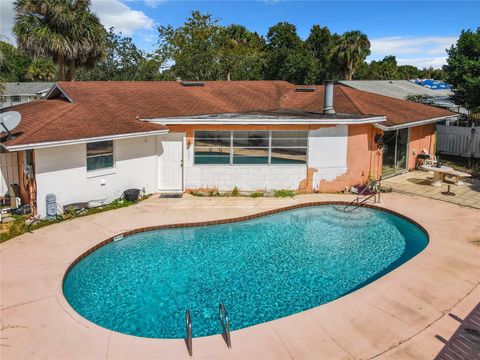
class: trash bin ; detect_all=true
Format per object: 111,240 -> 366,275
123,189 -> 141,202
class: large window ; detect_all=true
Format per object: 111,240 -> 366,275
194,131 -> 308,165
86,141 -> 114,171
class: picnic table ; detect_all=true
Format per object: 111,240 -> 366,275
421,165 -> 471,186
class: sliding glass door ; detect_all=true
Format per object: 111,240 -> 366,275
382,128 -> 409,178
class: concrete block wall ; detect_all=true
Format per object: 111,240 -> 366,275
184,165 -> 306,191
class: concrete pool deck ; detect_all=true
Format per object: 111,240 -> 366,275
1,193 -> 479,360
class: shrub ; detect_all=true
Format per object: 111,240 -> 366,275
250,192 -> 264,198
274,190 -> 296,198
231,186 -> 239,197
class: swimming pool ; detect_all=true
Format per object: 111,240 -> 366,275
63,205 -> 428,339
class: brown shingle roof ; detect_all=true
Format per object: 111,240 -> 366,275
1,80 -> 456,148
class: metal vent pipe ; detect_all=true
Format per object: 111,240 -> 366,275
323,81 -> 335,114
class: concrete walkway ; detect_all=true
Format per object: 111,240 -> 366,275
383,170 -> 480,209
1,193 -> 479,360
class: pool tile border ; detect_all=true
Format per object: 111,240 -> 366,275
63,201 -> 429,284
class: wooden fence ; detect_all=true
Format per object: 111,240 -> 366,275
436,124 -> 480,158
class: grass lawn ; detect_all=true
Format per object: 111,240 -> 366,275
0,196 -> 148,244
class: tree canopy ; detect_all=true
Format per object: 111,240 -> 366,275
13,0 -> 107,81
3,9 -> 460,85
444,27 -> 480,111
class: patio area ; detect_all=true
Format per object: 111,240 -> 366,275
382,170 -> 480,209
1,193 -> 479,359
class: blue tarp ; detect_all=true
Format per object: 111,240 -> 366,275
413,79 -> 451,90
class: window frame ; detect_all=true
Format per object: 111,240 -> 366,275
11,95 -> 21,102
193,130 -> 308,166
86,140 -> 115,175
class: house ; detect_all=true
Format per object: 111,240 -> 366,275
338,80 -> 466,114
0,82 -> 54,109
0,80 -> 457,217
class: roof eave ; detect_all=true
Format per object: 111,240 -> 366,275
374,115 -> 460,131
142,115 -> 387,126
2,129 -> 169,151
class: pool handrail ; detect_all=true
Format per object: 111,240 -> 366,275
219,303 -> 232,348
185,308 -> 192,356
344,180 -> 381,212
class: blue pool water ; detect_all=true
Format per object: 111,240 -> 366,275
63,205 -> 428,339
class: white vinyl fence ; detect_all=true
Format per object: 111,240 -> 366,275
436,124 -> 480,158
0,152 -> 19,196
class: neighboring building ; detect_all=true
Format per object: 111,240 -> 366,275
338,80 -> 465,113
1,82 -> 54,109
0,81 -> 457,217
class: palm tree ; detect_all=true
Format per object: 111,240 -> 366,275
63,0 -> 107,80
332,31 -> 371,80
13,0 -> 106,81
26,58 -> 57,81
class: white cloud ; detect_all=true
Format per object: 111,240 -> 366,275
91,0 -> 154,35
397,56 -> 449,69
368,36 -> 457,68
143,0 -> 167,8
0,0 -> 155,44
0,0 -> 15,44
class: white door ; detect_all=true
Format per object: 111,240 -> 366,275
158,135 -> 183,191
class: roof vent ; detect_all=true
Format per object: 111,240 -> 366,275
181,81 -> 205,87
295,87 -> 316,92
323,80 -> 335,115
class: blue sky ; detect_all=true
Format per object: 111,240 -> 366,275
1,1 -> 479,68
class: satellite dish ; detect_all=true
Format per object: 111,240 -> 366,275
0,111 -> 21,138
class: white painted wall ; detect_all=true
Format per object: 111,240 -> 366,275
308,125 -> 348,189
35,136 -> 158,217
184,165 -> 306,191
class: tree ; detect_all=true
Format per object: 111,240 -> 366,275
26,57 -> 57,81
355,55 -> 399,80
65,1 -> 107,80
158,11 -> 222,80
305,25 -> 336,83
217,24 -> 265,81
77,28 -> 163,81
264,22 -> 302,80
397,65 -> 420,79
157,12 -> 265,81
278,50 -> 317,84
418,67 -> 445,80
264,22 -> 316,84
444,28 -> 480,111
332,30 -> 371,80
13,0 -> 107,81
0,41 -> 30,81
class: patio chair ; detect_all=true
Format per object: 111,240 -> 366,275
416,149 -> 437,169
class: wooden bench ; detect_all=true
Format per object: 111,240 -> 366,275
445,170 -> 471,186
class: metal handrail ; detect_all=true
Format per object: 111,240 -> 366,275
219,303 -> 232,348
344,180 -> 381,212
185,309 -> 192,356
